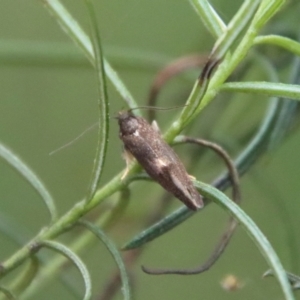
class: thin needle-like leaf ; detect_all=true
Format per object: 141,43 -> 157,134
0,286 -> 16,300
100,188 -> 131,229
0,144 -> 57,221
79,220 -> 131,300
211,0 -> 260,58
221,81 -> 300,100
42,0 -> 138,109
0,39 -> 172,71
84,0 -> 109,200
10,256 -> 40,295
193,181 -> 294,300
0,211 -> 30,245
40,240 -> 92,300
189,0 -> 226,38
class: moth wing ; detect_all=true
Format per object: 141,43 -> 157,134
152,157 -> 190,196
150,155 -> 203,210
168,169 -> 194,199
169,169 -> 203,209
144,157 -> 170,178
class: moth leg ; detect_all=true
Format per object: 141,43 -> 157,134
121,149 -> 135,180
188,174 -> 196,181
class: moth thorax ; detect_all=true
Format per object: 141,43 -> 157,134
118,113 -> 140,135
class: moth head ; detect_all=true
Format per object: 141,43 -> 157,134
116,110 -> 140,135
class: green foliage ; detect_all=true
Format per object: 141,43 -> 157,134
0,0 -> 300,299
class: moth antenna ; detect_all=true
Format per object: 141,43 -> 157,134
128,104 -> 187,114
49,122 -> 98,156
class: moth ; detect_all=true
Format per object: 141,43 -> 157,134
117,110 -> 203,210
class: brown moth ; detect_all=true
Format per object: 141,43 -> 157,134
117,110 -> 203,210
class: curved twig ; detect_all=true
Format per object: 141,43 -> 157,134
147,54 -> 208,121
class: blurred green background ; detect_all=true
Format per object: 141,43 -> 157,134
0,1 -> 300,299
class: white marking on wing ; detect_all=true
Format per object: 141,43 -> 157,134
156,158 -> 168,167
151,120 -> 161,133
133,130 -> 140,136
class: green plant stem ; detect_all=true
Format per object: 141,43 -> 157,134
9,257 -> 39,296
78,220 -> 131,300
164,1 -> 285,143
0,40 -> 170,71
21,189 -> 131,299
189,0 -> 226,38
0,166 -> 139,279
211,0 -> 260,58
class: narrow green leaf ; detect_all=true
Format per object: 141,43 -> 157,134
165,0 -> 285,142
84,0 -> 109,200
20,190 -> 131,299
0,211 -> 31,245
79,220 -> 131,300
0,287 -> 16,300
10,256 -> 40,295
221,81 -> 300,100
253,0 -> 285,29
0,144 -> 57,221
193,181 -> 293,300
189,0 -> 226,38
42,0 -> 138,109
122,205 -> 193,250
0,40 -> 171,71
254,35 -> 300,57
40,240 -> 92,300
